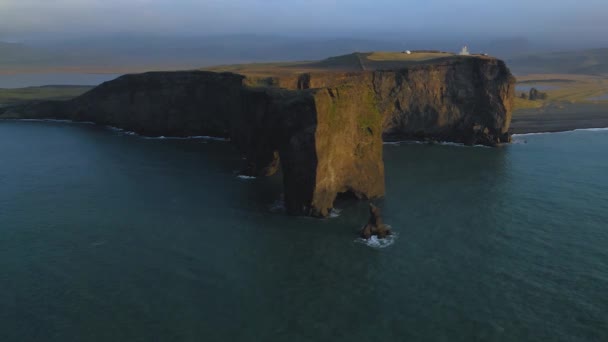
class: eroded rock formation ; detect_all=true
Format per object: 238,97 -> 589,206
0,56 -> 515,217
360,203 -> 391,239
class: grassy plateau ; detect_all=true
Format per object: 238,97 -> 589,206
0,85 -> 92,107
512,73 -> 608,133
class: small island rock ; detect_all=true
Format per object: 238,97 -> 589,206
360,203 -> 391,239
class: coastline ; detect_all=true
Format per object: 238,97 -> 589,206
510,103 -> 608,134
512,127 -> 608,137
0,118 -> 231,141
3,117 -> 606,144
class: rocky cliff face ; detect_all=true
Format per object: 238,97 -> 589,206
256,57 -> 515,145
1,56 -> 514,217
216,83 -> 385,217
375,58 -> 515,145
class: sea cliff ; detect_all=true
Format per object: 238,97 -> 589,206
0,54 -> 515,217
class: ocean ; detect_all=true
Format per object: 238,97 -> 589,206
0,120 -> 606,341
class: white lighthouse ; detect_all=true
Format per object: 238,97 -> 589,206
459,45 -> 470,56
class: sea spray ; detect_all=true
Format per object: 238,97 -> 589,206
356,230 -> 397,249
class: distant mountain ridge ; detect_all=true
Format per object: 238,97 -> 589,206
1,35 -> 403,71
508,48 -> 608,75
2,35 -> 606,75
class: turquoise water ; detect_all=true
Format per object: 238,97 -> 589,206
1,121 -> 607,341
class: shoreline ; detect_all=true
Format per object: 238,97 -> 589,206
0,118 -> 231,141
510,103 -> 608,134
2,117 -> 606,144
512,127 -> 608,137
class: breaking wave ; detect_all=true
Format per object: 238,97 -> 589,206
355,230 -> 398,249
328,208 -> 342,218
107,126 -> 230,141
384,140 -> 490,148
139,135 -> 229,141
513,127 -> 608,137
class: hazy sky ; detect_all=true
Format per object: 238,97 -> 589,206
1,0 -> 607,39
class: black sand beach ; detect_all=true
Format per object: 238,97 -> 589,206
511,103 -> 608,134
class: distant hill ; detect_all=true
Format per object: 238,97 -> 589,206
507,48 -> 608,75
1,34 -> 535,72
3,35 -> 605,75
206,51 -> 490,79
1,35 -> 403,72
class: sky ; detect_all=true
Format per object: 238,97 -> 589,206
0,0 -> 607,40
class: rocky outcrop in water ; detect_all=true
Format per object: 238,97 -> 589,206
0,56 -> 515,217
360,203 -> 391,239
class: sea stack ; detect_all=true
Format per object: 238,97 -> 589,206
360,203 -> 391,239
0,52 -> 515,218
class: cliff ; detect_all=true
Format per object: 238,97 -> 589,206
0,54 -> 514,217
244,57 -> 515,145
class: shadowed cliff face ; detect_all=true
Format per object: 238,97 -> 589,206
0,57 -> 514,217
227,85 -> 384,216
375,58 -> 515,145
71,72 -> 245,137
259,58 -> 515,145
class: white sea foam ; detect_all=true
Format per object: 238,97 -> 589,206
237,175 -> 256,180
582,127 -> 608,132
328,208 -> 342,218
105,126 -> 138,136
383,140 -> 424,146
103,125 -> 230,141
356,230 -> 398,249
105,125 -> 124,131
189,135 -> 230,141
90,240 -> 107,247
140,134 -> 229,141
384,140 -> 490,148
4,119 -> 232,141
513,127 -> 608,137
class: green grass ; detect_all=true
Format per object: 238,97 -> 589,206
514,73 -> 608,111
0,85 -> 92,106
512,72 -> 608,133
304,53 -> 366,70
205,51 -> 486,76
358,88 -> 381,134
366,51 -> 454,61
514,96 -> 544,110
